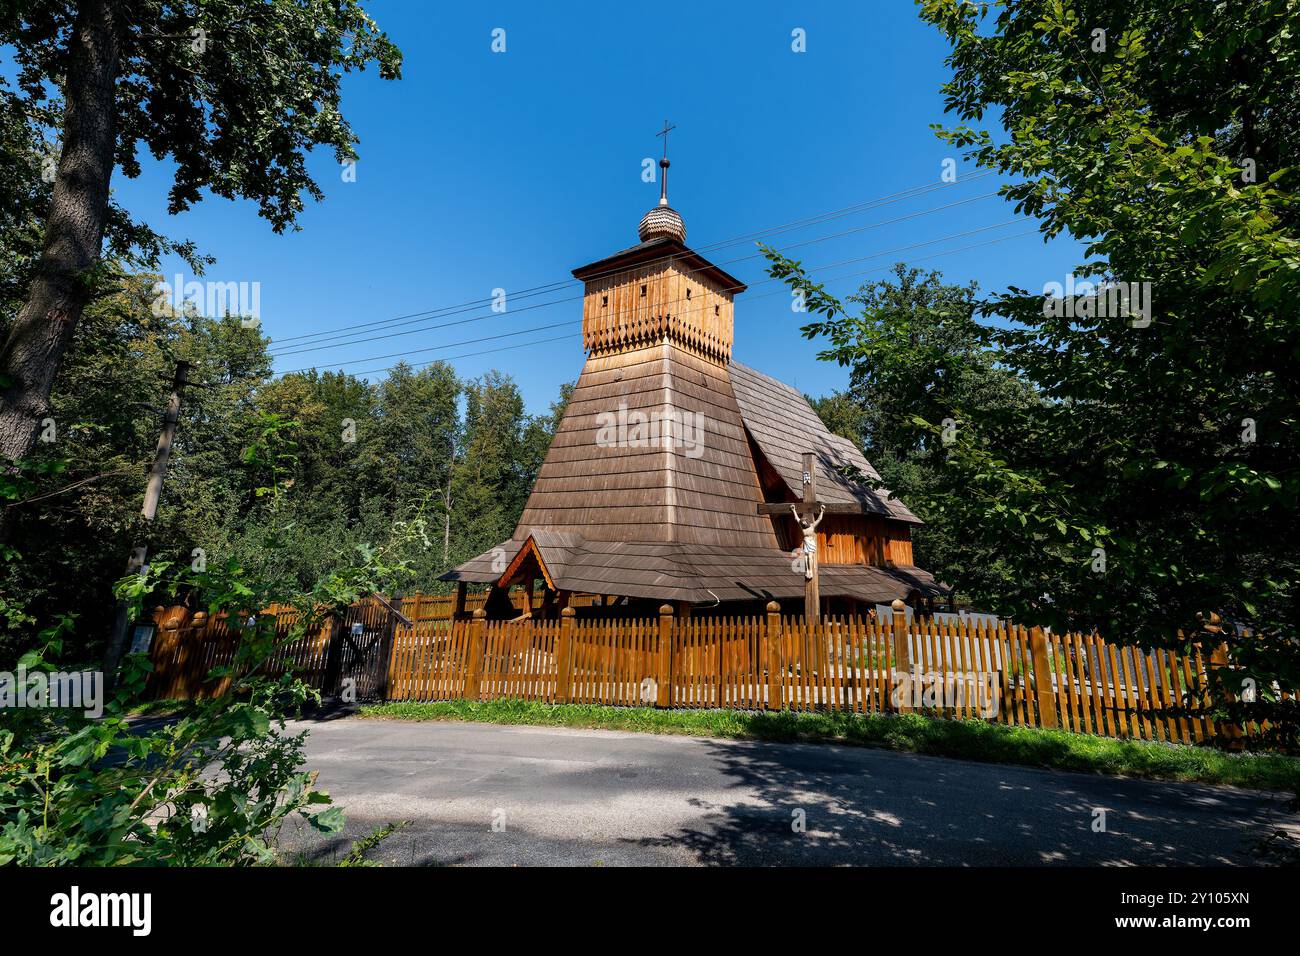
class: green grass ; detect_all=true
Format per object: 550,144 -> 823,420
358,699 -> 1300,793
125,698 -> 190,718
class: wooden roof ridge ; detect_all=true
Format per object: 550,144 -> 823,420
499,533 -> 559,591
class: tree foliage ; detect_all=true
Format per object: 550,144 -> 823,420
0,275 -> 570,667
766,0 -> 1300,745
800,263 -> 1039,599
0,486 -> 432,866
0,0 -> 401,467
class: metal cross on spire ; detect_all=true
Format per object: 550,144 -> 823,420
655,119 -> 676,206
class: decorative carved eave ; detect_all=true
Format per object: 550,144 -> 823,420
496,535 -> 556,591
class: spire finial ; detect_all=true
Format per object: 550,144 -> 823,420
656,119 -> 676,207
638,120 -> 686,243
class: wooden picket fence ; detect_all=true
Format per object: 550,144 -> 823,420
383,605 -> 1251,746
147,597 -> 1260,746
143,590 -> 587,701
146,602 -> 361,701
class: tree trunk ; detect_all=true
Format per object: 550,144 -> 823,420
0,0 -> 122,466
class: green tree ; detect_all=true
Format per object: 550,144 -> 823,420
768,0 -> 1300,743
263,370 -> 377,520
363,361 -> 461,567
0,254 -> 572,657
519,380 -> 573,485
0,482 -> 430,866
450,372 -> 529,565
0,273 -> 268,664
365,362 -> 460,504
0,0 -> 401,473
799,264 -> 1040,598
769,0 -> 1300,749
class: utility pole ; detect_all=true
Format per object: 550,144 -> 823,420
103,360 -> 191,689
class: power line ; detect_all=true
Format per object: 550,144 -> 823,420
271,289 -> 583,359
744,228 -> 1041,302
692,170 -> 999,253
277,220 -> 1031,373
342,332 -> 582,380
266,280 -> 576,348
266,171 -> 999,349
277,319 -> 579,376
783,218 -> 1029,274
277,223 -> 1038,379
269,189 -> 1005,359
329,227 -> 1040,383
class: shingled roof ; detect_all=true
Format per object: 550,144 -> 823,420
571,236 -> 746,295
729,361 -> 920,523
508,341 -> 778,548
442,354 -> 941,604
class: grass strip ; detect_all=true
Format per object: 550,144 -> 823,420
358,698 -> 1300,792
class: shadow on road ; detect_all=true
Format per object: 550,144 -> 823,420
282,720 -> 1291,866
619,738 -> 1279,866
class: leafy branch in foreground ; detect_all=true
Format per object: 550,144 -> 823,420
0,636 -> 341,866
0,479 -> 430,865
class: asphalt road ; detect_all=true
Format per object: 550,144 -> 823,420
279,717 -> 1294,866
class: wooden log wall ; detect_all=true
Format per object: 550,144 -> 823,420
581,261 -> 734,363
773,513 -> 915,568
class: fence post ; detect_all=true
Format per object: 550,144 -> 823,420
147,607 -> 186,700
320,611 -> 344,697
175,608 -> 205,700
373,601 -> 401,702
1209,641 -> 1243,747
556,607 -> 575,703
657,604 -> 674,707
765,601 -> 783,710
1029,626 -> 1059,728
464,608 -> 487,700
891,599 -> 911,713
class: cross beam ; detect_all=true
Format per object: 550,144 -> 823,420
757,502 -> 873,515
655,119 -> 676,157
655,119 -> 676,204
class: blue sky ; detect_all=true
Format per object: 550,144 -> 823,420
106,0 -> 1082,413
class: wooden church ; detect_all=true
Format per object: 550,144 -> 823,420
444,141 -> 945,620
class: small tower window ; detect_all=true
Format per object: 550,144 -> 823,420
686,288 -> 692,300
601,295 -> 608,307
640,284 -> 647,297
714,304 -> 720,316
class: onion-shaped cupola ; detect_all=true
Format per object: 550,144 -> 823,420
637,120 -> 686,243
